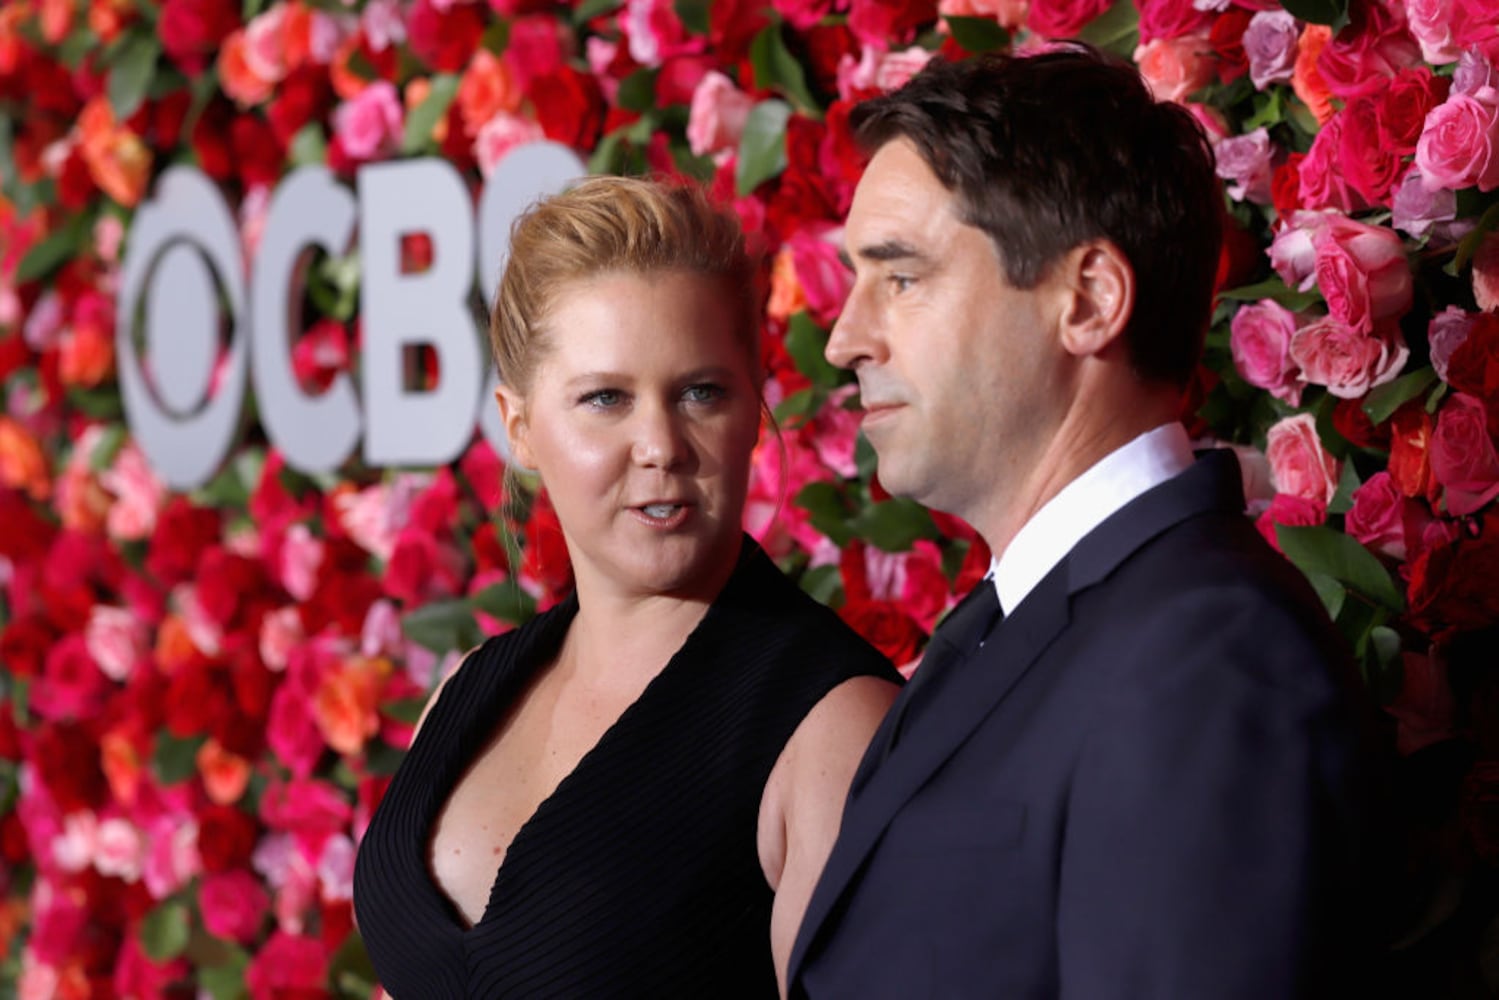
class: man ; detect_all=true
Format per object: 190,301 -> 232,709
788,45 -> 1373,999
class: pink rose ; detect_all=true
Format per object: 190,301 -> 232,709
1416,88 -> 1499,192
1136,0 -> 1212,43
1132,34 -> 1215,104
1473,229 -> 1499,311
1255,493 -> 1329,552
361,0 -> 407,51
201,870 -> 270,943
474,111 -> 546,178
775,0 -> 835,30
1392,167 -> 1461,239
243,5 -> 289,84
1406,0 -> 1461,64
623,0 -> 694,67
687,71 -> 754,160
940,0 -> 1029,30
1429,305 -> 1477,381
1454,50 -> 1498,96
1299,116 -> 1371,212
332,81 -> 403,163
836,45 -> 935,100
1027,0 -> 1112,38
1451,0 -> 1499,61
100,442 -> 164,541
1266,412 -> 1341,503
258,606 -> 303,672
502,15 -> 567,89
317,832 -> 357,901
84,605 -> 147,682
1244,10 -> 1299,89
259,776 -> 354,838
1430,392 -> 1499,515
1269,212 -> 1322,291
788,228 -> 853,326
1215,127 -> 1275,204
1312,214 -> 1414,334
1290,316 -> 1409,399
810,385 -> 862,478
277,522 -> 324,602
1346,471 -> 1408,558
1339,97 -> 1405,204
245,930 -> 329,999
94,816 -> 144,881
1316,0 -> 1423,101
1230,299 -> 1305,405
142,814 -> 200,900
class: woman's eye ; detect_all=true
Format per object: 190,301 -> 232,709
581,389 -> 623,408
682,383 -> 725,404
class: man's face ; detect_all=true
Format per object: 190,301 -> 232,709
827,139 -> 1070,524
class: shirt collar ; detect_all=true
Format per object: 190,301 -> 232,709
989,422 -> 1194,615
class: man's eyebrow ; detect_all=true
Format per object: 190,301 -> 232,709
846,239 -> 926,266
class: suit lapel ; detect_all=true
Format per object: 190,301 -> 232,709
790,449 -> 1249,984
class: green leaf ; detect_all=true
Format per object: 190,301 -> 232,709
1305,570 -> 1347,621
749,27 -> 820,114
849,498 -> 939,552
795,481 -> 854,547
402,74 -> 459,155
108,33 -> 160,122
1447,200 -> 1499,277
798,563 -> 844,606
199,952 -> 251,1000
617,68 -> 660,114
784,312 -> 844,388
87,425 -> 128,473
152,731 -> 205,785
1362,624 -> 1404,704
1363,367 -> 1438,425
15,213 -> 88,285
674,0 -> 711,35
364,738 -> 409,777
772,385 -> 822,425
944,16 -> 1010,53
1076,0 -> 1140,58
1218,277 -> 1321,312
471,579 -> 537,626
382,695 -> 429,726
1275,524 -> 1405,613
1241,87 -> 1286,131
1282,0 -> 1351,31
140,901 -> 191,962
402,599 -> 485,654
573,0 -> 624,24
1328,459 -> 1362,516
736,99 -> 792,197
289,123 -> 328,168
328,929 -> 380,999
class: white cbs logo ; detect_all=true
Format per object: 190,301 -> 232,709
116,143 -> 586,490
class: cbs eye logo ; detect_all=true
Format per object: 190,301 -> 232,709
116,144 -> 586,491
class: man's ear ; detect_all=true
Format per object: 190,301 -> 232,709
1057,240 -> 1135,360
495,385 -> 536,470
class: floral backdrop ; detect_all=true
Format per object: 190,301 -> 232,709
1,0 -> 1498,994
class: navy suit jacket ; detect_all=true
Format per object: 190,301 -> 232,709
789,450 -> 1371,999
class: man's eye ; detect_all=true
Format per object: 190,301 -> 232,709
890,274 -> 916,292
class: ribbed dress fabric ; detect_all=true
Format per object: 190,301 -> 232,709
353,539 -> 898,998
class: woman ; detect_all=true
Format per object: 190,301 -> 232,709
353,176 -> 902,998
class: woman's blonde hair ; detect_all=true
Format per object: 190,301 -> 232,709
489,175 -> 762,399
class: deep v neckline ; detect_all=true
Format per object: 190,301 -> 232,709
433,595 -> 721,937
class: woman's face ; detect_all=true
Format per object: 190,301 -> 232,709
498,270 -> 761,604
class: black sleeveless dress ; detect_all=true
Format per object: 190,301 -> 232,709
353,538 -> 899,998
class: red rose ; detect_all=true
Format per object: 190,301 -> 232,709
1346,471 -> 1408,559
0,615 -> 52,679
245,930 -> 330,998
1209,8 -> 1252,83
502,15 -> 567,89
1379,67 -> 1450,154
190,99 -> 234,182
148,90 -> 191,149
147,497 -> 223,586
164,661 -> 232,738
158,0 -> 239,75
1431,393 -> 1499,516
1409,522 -> 1499,632
532,65 -> 605,150
801,23 -> 858,96
1388,402 -> 1440,501
1271,151 -> 1305,218
231,112 -> 284,189
847,0 -> 938,47
1462,761 -> 1499,866
1338,97 -> 1404,205
1332,396 -> 1390,450
1316,0 -> 1424,102
195,548 -> 265,629
267,66 -> 332,147
31,721 -> 108,813
1447,312 -> 1499,416
656,53 -> 716,106
1255,493 -> 1328,552
839,598 -> 926,668
301,540 -> 383,635
406,0 -> 484,73
31,634 -> 112,723
0,489 -> 56,563
197,804 -> 260,872
710,0 -> 773,64
56,146 -> 95,209
518,493 -> 574,606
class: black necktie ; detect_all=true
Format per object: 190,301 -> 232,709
880,582 -> 1003,761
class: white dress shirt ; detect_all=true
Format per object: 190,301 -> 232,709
989,422 -> 1195,615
